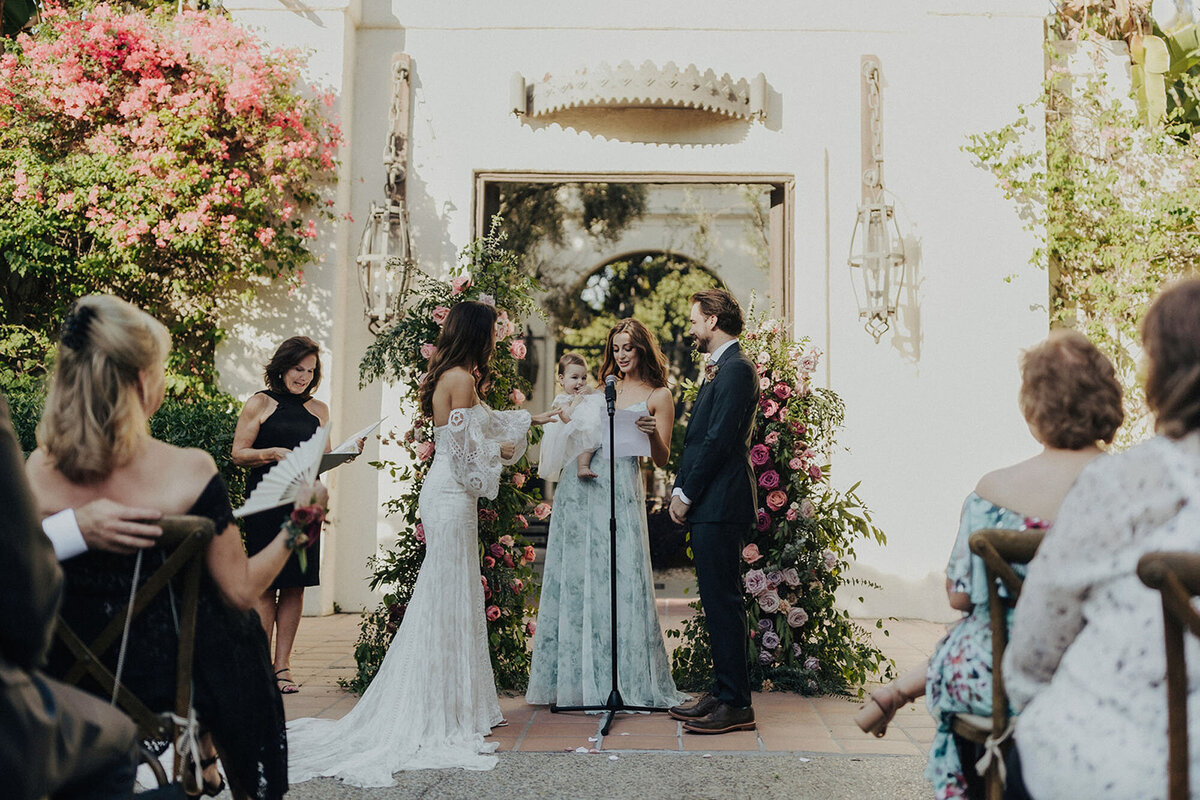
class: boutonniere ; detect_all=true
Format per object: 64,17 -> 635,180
704,361 -> 720,382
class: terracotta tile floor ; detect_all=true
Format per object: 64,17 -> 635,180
282,602 -> 944,756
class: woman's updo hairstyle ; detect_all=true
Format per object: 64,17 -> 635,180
38,295 -> 171,483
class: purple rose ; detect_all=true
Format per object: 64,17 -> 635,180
744,569 -> 768,595
758,649 -> 774,665
757,589 -> 781,613
808,463 -> 823,480
758,617 -> 774,632
756,510 -> 771,532
750,443 -> 770,466
792,643 -> 803,658
758,470 -> 780,490
787,607 -> 809,628
782,567 -> 801,586
804,656 -> 820,671
761,631 -> 780,650
766,570 -> 783,589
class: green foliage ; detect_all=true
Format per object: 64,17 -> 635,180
495,183 -> 648,262
346,222 -> 545,693
666,314 -> 895,696
2,383 -> 244,503
0,3 -> 339,386
964,55 -> 1200,442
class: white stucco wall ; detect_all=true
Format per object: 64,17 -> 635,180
220,0 -> 1048,620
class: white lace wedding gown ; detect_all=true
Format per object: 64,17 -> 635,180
287,404 -> 531,787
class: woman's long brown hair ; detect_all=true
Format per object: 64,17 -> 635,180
418,301 -> 498,418
597,318 -> 669,389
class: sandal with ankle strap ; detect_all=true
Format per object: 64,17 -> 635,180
275,667 -> 299,695
184,754 -> 225,798
854,685 -> 910,738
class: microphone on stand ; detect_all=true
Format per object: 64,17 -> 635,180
604,375 -> 617,415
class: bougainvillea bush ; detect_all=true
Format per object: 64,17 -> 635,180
0,3 -> 340,383
668,314 -> 895,695
344,226 -> 546,694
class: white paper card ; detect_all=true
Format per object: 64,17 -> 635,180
612,408 -> 651,457
331,417 -> 385,454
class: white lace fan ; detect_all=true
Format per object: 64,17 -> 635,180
233,426 -> 330,518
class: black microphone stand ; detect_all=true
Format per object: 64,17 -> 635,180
550,376 -> 668,735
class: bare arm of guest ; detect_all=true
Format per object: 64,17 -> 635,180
231,393 -> 290,467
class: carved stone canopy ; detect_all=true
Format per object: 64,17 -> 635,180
512,60 -> 767,122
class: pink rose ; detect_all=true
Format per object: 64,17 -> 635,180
798,349 -> 820,373
750,444 -> 770,466
484,586 -> 492,600
503,553 -> 514,568
788,457 -> 802,470
485,605 -> 501,622
499,534 -> 515,547
762,399 -> 780,419
786,508 -> 798,520
478,293 -> 495,307
773,383 -> 792,400
808,463 -> 823,480
759,376 -> 771,390
496,311 -> 516,340
509,388 -> 526,405
512,472 -> 527,488
744,569 -> 767,595
741,543 -> 762,564
757,589 -> 781,613
758,470 -> 780,490
523,545 -> 536,563
510,339 -> 527,359
787,607 -> 809,628
481,575 -> 488,587
782,567 -> 801,586
483,555 -> 496,568
432,305 -> 450,324
489,543 -> 505,558
415,441 -> 435,461
451,275 -> 471,295
766,490 -> 787,511
756,510 -> 771,532
764,431 -> 779,445
823,549 -> 838,570
511,578 -> 524,592
526,621 -> 536,636
533,502 -> 552,520
420,343 -> 437,360
515,513 -> 528,529
799,499 -> 815,519
415,522 -> 425,543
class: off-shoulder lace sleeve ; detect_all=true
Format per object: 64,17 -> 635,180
440,407 -> 505,500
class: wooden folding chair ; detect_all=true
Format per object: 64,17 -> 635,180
950,527 -> 1046,800
53,514 -> 215,783
1137,550 -> 1200,800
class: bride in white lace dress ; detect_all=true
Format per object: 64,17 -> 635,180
288,301 -> 558,787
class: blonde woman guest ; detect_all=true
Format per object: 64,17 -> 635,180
232,336 -> 333,695
28,295 -> 324,800
1005,279 -> 1200,800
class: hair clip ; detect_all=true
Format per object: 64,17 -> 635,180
61,304 -> 96,351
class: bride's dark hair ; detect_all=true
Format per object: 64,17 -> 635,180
418,301 -> 498,418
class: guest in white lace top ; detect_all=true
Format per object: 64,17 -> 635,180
1004,278 -> 1200,800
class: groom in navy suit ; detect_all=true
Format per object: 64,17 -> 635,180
668,289 -> 759,734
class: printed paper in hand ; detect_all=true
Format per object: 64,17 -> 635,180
612,408 -> 651,457
235,426 -> 329,518
319,417 -> 386,474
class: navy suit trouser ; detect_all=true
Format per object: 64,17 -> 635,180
690,521 -> 751,708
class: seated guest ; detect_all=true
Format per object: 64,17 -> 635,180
856,330 -> 1123,800
1,393 -> 139,800
1005,278 -> 1200,800
26,295 -> 326,800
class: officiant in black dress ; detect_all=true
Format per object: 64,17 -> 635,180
232,336 -> 330,695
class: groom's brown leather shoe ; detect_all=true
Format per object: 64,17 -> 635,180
668,693 -> 719,721
681,703 -> 756,734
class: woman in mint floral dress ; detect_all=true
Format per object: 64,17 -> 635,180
526,319 -> 687,710
854,331 -> 1124,799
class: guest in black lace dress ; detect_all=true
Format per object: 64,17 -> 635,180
231,337 -> 332,695
27,295 -> 326,800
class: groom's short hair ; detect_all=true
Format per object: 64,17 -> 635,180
691,289 -> 744,337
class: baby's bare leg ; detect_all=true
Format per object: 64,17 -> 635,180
577,450 -> 598,480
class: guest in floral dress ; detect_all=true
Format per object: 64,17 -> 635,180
1004,279 -> 1200,800
855,330 -> 1123,800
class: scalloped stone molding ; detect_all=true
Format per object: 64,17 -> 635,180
512,60 -> 767,121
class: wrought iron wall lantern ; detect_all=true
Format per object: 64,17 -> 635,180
848,55 -> 906,343
356,53 -> 420,334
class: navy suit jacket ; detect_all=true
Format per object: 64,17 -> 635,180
673,341 -> 759,526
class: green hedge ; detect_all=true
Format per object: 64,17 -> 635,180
4,385 -> 245,505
